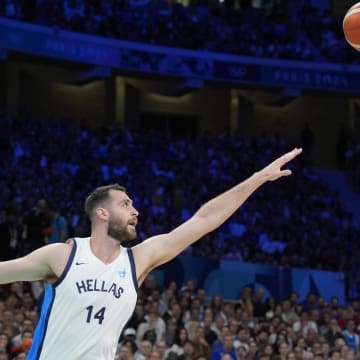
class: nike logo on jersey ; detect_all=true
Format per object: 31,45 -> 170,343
75,261 -> 87,266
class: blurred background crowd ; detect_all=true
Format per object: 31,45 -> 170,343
0,112 -> 359,359
1,276 -> 360,360
0,0 -> 357,63
0,0 -> 360,359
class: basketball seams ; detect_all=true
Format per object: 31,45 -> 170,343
344,8 -> 360,23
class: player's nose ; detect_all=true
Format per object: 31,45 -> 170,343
131,206 -> 139,217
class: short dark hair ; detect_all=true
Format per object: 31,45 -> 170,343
84,184 -> 126,220
122,339 -> 137,353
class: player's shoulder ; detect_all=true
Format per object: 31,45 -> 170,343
65,237 -> 75,247
39,238 -> 87,264
64,236 -> 90,247
40,240 -> 74,262
48,238 -> 76,250
43,239 -> 79,280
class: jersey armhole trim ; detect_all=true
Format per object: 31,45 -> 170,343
52,239 -> 77,288
127,248 -> 139,292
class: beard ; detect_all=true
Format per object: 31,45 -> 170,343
107,218 -> 136,244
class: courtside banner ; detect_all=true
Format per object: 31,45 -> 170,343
1,17 -> 360,93
151,255 -> 346,304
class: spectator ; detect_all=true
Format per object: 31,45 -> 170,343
202,310 -> 218,347
210,334 -> 237,360
154,339 -> 168,359
342,319 -> 359,354
192,325 -> 211,359
236,344 -> 249,360
179,340 -> 196,360
22,200 -> 48,254
137,340 -> 153,360
45,204 -> 68,244
281,299 -> 297,325
137,301 -> 166,343
324,319 -> 345,349
253,289 -> 267,319
0,209 -> 20,261
238,287 -> 254,318
167,327 -> 188,356
127,302 -> 147,331
118,343 -> 136,360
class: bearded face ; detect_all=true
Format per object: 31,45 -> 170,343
107,215 -> 137,244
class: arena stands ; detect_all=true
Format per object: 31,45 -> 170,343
0,0 -> 357,64
0,110 -> 359,288
0,111 -> 359,358
0,2 -> 360,357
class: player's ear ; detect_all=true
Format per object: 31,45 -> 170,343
95,207 -> 108,221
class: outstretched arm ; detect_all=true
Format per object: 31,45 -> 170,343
132,148 -> 302,283
0,242 -> 73,284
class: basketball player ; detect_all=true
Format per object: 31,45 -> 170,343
0,148 -> 302,359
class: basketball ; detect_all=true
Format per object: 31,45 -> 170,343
343,2 -> 360,50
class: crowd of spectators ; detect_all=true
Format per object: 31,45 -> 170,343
0,0 -> 356,64
0,112 -> 358,266
1,276 -> 360,359
0,111 -> 359,283
116,278 -> 360,360
0,2 -> 359,358
0,111 -> 360,359
346,142 -> 360,195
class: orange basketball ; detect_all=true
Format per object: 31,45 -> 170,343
343,2 -> 360,50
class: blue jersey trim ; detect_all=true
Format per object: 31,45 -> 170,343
27,285 -> 55,360
127,248 -> 138,292
53,238 -> 77,288
27,240 -> 77,359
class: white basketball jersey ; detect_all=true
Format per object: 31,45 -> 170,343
27,237 -> 138,360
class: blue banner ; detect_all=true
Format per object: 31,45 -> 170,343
1,17 -> 360,93
0,20 -> 121,66
151,255 -> 346,305
262,66 -> 358,91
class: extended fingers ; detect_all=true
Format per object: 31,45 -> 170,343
279,148 -> 302,165
288,147 -> 302,158
266,148 -> 302,181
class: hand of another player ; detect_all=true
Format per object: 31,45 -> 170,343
259,148 -> 302,182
